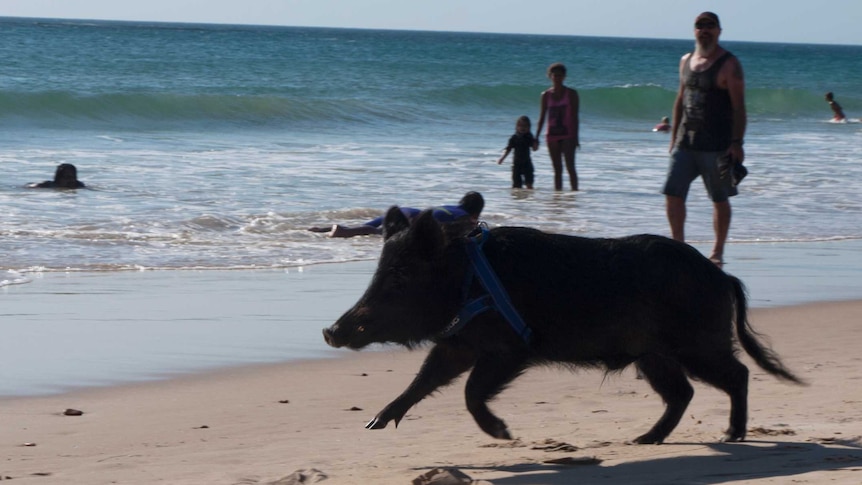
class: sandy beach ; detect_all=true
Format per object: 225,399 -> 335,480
3,239 -> 862,484
2,300 -> 862,484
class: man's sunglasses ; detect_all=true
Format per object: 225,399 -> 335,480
695,21 -> 718,29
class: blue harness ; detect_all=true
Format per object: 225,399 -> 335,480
439,226 -> 533,345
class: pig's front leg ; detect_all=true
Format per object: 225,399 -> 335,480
464,351 -> 528,440
366,341 -> 476,430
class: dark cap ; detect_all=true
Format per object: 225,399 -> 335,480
696,12 -> 720,27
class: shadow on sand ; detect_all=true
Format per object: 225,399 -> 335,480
453,439 -> 862,485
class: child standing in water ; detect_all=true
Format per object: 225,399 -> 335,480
497,115 -> 538,189
535,62 -> 580,190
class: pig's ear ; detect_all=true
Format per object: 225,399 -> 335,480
407,210 -> 444,259
383,206 -> 411,240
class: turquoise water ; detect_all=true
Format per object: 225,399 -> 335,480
2,18 -> 861,274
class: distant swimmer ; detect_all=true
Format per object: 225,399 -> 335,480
27,163 -> 86,189
825,92 -> 846,122
308,191 -> 484,238
653,116 -> 671,132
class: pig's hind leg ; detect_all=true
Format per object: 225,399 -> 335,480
679,350 -> 750,442
633,354 -> 694,444
366,342 -> 476,431
463,352 -> 529,440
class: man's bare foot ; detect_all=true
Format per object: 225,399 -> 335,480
708,254 -> 724,268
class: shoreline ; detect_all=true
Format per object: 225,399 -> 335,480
2,300 -> 862,484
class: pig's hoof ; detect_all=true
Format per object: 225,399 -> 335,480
632,432 -> 664,445
721,428 -> 745,442
365,417 -> 388,430
483,421 -> 512,440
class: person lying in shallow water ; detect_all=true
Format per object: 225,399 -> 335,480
309,191 -> 484,238
27,163 -> 87,189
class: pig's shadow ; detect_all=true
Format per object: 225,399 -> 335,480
450,439 -> 862,484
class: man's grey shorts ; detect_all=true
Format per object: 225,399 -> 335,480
662,148 -> 737,202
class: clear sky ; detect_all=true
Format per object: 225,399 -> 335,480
2,0 -> 861,46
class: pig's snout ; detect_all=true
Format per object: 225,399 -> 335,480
322,326 -> 342,348
324,306 -> 373,349
323,321 -> 366,348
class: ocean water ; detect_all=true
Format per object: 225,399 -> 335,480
2,17 -> 861,276
2,18 -> 862,396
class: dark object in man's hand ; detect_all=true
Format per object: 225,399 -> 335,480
718,154 -> 747,187
732,163 -> 748,186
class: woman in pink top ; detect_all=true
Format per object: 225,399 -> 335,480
536,62 -> 580,190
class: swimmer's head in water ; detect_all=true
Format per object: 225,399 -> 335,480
54,163 -> 80,188
458,191 -> 484,219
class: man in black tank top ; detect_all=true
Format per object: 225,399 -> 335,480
662,11 -> 747,267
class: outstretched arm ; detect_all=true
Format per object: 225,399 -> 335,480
497,147 -> 512,164
329,225 -> 383,238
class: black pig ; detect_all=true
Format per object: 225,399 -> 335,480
323,208 -> 803,444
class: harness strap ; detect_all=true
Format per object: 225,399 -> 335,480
440,227 -> 533,345
439,296 -> 492,338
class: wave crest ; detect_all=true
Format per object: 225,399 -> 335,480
0,84 -> 842,129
